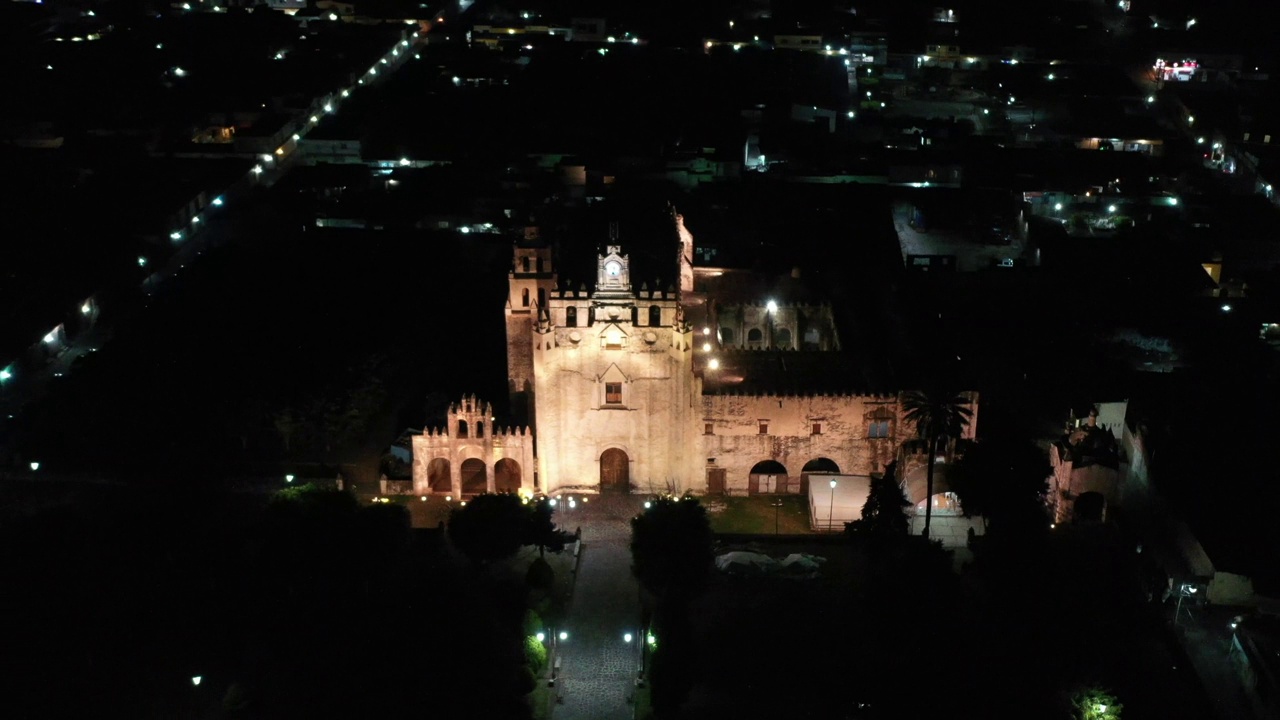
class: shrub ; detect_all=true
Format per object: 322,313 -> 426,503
524,635 -> 548,674
526,557 -> 555,591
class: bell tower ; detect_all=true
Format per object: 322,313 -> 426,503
506,241 -> 556,424
595,245 -> 632,298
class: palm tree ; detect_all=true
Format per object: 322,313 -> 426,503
901,389 -> 974,538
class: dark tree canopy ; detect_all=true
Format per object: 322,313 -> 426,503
950,438 -> 1051,536
847,461 -> 911,537
522,496 -> 573,557
448,492 -> 530,564
630,494 -> 714,602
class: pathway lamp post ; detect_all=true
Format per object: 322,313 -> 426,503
828,479 -> 837,532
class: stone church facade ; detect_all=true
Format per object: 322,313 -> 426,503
412,214 -> 978,497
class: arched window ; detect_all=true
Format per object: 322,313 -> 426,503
720,327 -> 735,344
649,305 -> 662,327
803,327 -> 821,350
537,288 -> 546,307
775,328 -> 792,349
566,306 -> 578,327
522,257 -> 530,272
747,328 -> 763,348
521,288 -> 530,307
457,420 -> 469,438
476,422 -> 484,438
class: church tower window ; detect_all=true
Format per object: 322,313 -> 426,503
538,288 -> 546,307
649,305 -> 662,327
458,420 -> 469,438
605,382 -> 623,404
566,306 -> 578,327
522,257 -> 530,272
477,422 -> 484,438
521,288 -> 530,307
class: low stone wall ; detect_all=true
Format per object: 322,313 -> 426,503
379,478 -> 415,495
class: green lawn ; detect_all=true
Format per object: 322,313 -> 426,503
706,495 -> 813,534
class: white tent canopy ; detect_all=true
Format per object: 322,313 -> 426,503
808,474 -> 871,532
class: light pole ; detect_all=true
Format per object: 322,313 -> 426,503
1175,583 -> 1198,626
828,479 -> 837,532
771,498 -> 784,535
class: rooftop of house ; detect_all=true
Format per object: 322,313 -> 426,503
692,267 -> 830,307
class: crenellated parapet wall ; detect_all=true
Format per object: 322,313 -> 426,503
411,395 -> 537,497
699,392 -> 908,495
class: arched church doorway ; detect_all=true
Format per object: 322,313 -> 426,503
1075,492 -> 1106,523
800,457 -> 840,495
460,458 -> 487,496
495,458 -> 522,493
600,448 -> 630,492
802,458 -> 840,474
427,458 -> 451,493
749,460 -> 788,495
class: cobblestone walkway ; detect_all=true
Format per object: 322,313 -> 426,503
553,494 -> 646,720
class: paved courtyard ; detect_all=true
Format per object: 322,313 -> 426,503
552,493 -> 646,720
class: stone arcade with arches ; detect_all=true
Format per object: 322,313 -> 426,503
411,396 -> 536,498
411,213 -> 979,503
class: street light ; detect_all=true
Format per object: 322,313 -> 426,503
29,462 -> 40,471
285,474 -> 295,483
766,300 -> 778,313
558,631 -> 568,641
771,497 -> 784,535
536,632 -> 545,642
1054,203 -> 1063,211
624,632 -> 633,642
191,676 -> 202,686
828,479 -> 837,532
